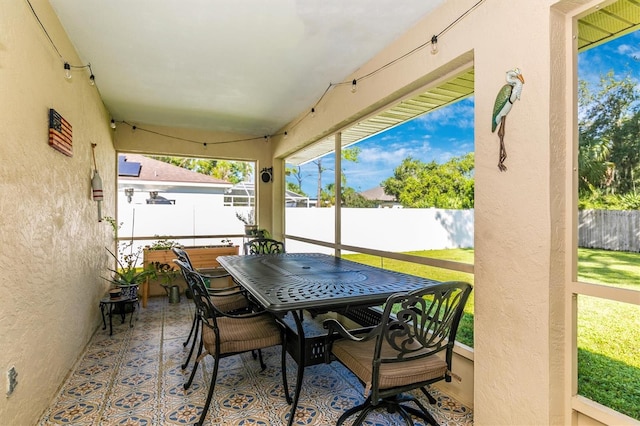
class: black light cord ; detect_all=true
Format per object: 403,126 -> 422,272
25,0 -> 95,80
119,121 -> 268,146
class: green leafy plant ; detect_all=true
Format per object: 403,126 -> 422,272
151,261 -> 179,286
147,236 -> 180,250
104,244 -> 156,287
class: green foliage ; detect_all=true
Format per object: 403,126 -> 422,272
286,181 -> 306,196
104,244 -> 156,286
382,153 -> 474,208
147,236 -> 180,250
578,71 -> 640,201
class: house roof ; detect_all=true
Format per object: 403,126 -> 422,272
118,154 -> 230,185
360,186 -> 396,202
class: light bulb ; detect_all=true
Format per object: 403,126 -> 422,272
64,62 -> 72,79
430,35 -> 439,55
311,108 -> 316,118
351,79 -> 357,93
284,131 -> 288,139
110,119 -> 116,129
89,74 -> 95,86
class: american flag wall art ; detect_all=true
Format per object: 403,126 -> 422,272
48,108 -> 73,157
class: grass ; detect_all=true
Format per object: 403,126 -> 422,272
343,247 -> 640,420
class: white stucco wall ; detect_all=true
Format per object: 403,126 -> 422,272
0,1 -> 116,424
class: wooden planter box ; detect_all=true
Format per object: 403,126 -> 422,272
141,245 -> 239,307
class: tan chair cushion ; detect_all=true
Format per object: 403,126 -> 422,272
332,337 -> 447,390
202,314 -> 281,355
211,292 -> 248,313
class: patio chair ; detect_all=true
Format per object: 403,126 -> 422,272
179,264 -> 289,426
172,257 -> 250,378
172,247 -> 249,350
243,238 -> 285,255
324,281 -> 472,426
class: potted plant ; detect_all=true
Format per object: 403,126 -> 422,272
103,216 -> 156,299
104,245 -> 157,299
235,209 -> 257,236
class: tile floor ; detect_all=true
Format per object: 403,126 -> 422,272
38,296 -> 474,425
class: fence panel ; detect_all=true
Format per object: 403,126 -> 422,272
579,210 -> 640,252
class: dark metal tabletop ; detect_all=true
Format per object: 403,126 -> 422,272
217,252 -> 440,312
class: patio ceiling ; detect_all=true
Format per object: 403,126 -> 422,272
47,0 -> 446,136
577,0 -> 640,51
46,0 -> 640,165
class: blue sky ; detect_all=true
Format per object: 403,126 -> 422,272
287,30 -> 640,197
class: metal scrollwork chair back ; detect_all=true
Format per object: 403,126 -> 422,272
324,281 -> 472,426
243,238 -> 285,255
172,256 -> 250,389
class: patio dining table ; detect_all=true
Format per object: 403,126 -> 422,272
217,252 -> 440,426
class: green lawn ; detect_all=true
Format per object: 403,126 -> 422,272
343,248 -> 640,420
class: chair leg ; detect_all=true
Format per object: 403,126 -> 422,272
196,355 -> 219,426
181,316 -> 200,370
400,397 -> 440,426
351,404 -> 377,426
184,336 -> 203,390
257,349 -> 266,370
183,311 -> 197,347
420,386 -> 437,404
337,396 -> 372,426
281,330 -> 291,404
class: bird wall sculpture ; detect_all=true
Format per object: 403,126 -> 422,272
492,68 -> 525,171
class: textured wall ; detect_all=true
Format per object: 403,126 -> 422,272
0,1 -> 115,424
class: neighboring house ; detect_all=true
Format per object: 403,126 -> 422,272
118,154 -> 233,206
360,186 -> 400,208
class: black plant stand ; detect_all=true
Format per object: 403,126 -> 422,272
99,296 -> 139,335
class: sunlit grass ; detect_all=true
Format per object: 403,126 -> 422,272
344,247 -> 640,420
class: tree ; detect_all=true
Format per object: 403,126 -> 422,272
382,153 -> 474,209
578,72 -> 638,197
285,166 -> 307,196
313,146 -> 361,206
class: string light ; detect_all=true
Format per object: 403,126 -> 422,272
311,108 -> 316,118
64,62 -> 71,79
430,35 -> 438,55
284,131 -> 288,139
110,119 -> 116,129
351,79 -> 357,93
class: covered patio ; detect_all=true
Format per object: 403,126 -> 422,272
3,0 -> 639,425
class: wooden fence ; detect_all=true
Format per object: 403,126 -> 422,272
579,210 -> 640,252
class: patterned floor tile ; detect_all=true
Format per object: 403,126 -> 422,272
39,297 -> 474,425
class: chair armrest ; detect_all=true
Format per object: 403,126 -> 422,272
199,269 -> 231,279
207,285 -> 243,295
323,319 -> 377,342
